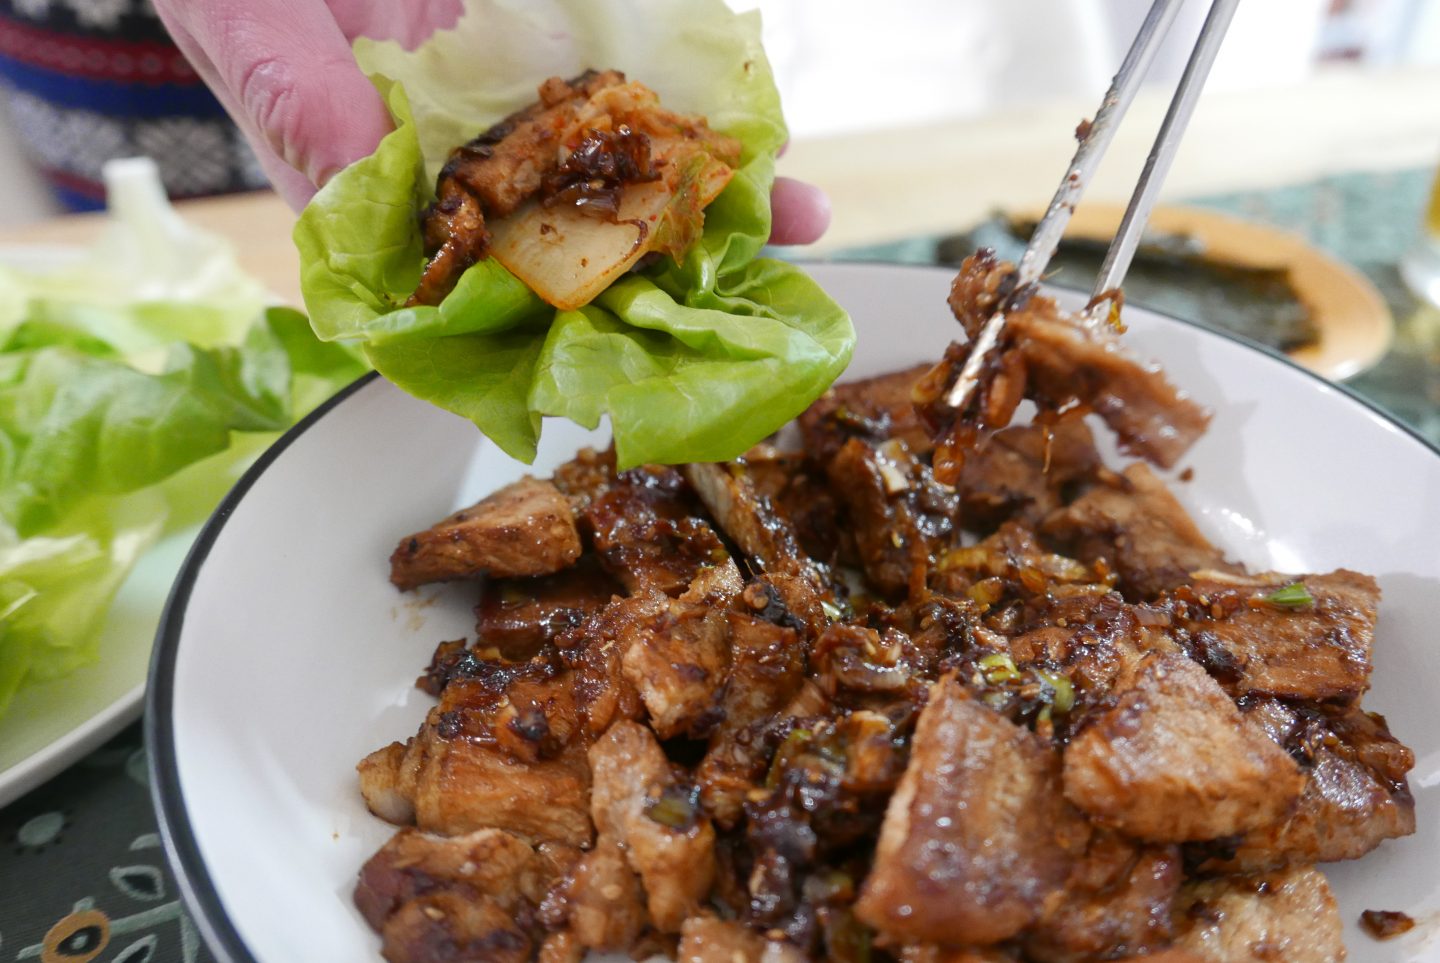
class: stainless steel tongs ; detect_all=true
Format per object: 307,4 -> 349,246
947,0 -> 1242,410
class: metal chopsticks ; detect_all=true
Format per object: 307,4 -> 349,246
946,0 -> 1242,409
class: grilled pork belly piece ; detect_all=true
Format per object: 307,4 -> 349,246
354,827 -> 548,930
589,721 -> 716,933
798,362 -> 938,464
405,727 -> 593,846
827,436 -> 961,598
1041,462 -> 1240,601
1062,654 -> 1305,842
1022,830 -> 1182,963
1166,570 -> 1379,703
618,561 -> 743,739
473,557 -> 620,660
539,835 -> 647,953
694,606 -> 804,826
682,461 -> 833,633
676,916 -> 808,962
390,477 -> 582,590
958,414 -> 1101,532
380,890 -> 532,963
1198,700 -> 1415,873
1171,866 -> 1346,963
855,674 -> 1083,946
583,465 -> 727,596
915,250 -> 1209,483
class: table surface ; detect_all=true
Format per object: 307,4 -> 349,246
1,63 -> 1439,963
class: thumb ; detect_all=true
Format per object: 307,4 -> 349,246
158,0 -> 394,205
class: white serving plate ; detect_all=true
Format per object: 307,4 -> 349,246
148,262 -> 1440,962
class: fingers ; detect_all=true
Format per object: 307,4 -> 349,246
155,0 -> 395,209
769,176 -> 831,246
324,0 -> 462,48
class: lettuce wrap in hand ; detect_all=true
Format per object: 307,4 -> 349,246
294,0 -> 854,467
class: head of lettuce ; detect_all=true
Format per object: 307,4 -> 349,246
294,0 -> 854,468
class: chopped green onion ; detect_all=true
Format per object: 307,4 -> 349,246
765,728 -> 813,788
644,785 -> 700,831
809,869 -> 856,902
1262,582 -> 1314,608
820,599 -> 844,622
979,652 -> 1020,684
823,907 -> 873,963
1034,668 -> 1076,714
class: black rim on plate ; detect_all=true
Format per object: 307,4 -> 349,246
144,262 -> 1440,962
145,370 -> 378,963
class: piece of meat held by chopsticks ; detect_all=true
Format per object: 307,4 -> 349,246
913,250 -> 1211,485
409,69 -> 741,309
913,0 -> 1241,485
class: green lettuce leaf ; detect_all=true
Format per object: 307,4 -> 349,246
0,161 -> 370,718
295,0 -> 853,467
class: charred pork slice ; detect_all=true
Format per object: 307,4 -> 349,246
798,362 -> 938,463
1171,866 -> 1345,963
958,414 -> 1101,532
589,720 -> 717,933
1041,462 -> 1240,601
403,725 -> 593,847
474,557 -> 620,660
618,560 -> 743,739
676,917 -> 808,962
1023,829 -> 1182,963
1169,569 -> 1379,703
915,250 -> 1209,483
855,673 -> 1082,945
1199,699 -> 1415,872
539,836 -> 647,954
390,477 -> 582,590
583,465 -> 728,596
369,650 -> 595,844
1062,653 -> 1304,843
380,889 -> 532,963
694,608 -> 804,826
682,461 -> 832,633
826,437 -> 960,599
355,827 -> 548,930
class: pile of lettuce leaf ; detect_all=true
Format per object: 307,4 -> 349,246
0,160 -> 368,717
295,0 -> 854,468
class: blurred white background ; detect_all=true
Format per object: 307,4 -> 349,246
726,0 -> 1440,139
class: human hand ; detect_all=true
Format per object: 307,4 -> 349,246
153,0 -> 829,244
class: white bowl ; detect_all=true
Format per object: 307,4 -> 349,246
148,262 -> 1440,963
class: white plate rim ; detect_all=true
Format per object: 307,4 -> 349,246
0,682 -> 145,809
144,261 -> 1440,963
